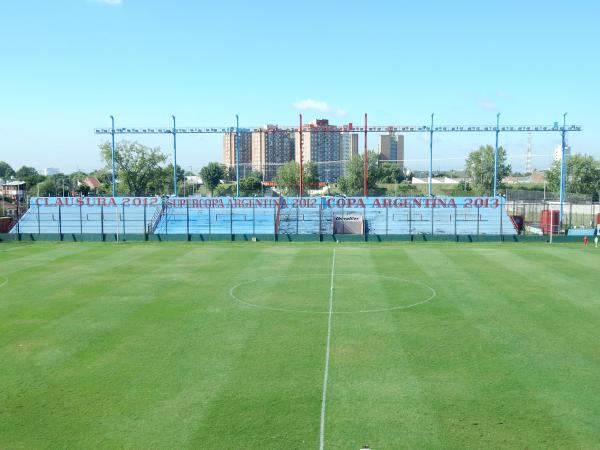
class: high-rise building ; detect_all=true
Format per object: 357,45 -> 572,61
44,168 -> 60,176
295,119 -> 341,182
340,132 -> 359,176
379,133 -> 405,169
553,144 -> 571,162
223,130 -> 253,178
252,125 -> 295,181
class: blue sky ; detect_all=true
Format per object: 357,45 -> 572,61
0,0 -> 598,174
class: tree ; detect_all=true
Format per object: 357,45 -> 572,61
0,161 -> 15,179
91,169 -> 112,186
52,174 -> 73,196
100,141 -> 168,196
151,165 -> 185,195
35,174 -> 72,196
200,162 -> 225,196
449,180 -> 473,196
239,171 -> 263,195
16,166 -> 43,189
16,166 -> 38,179
378,162 -> 405,184
545,154 -> 600,200
274,161 -> 317,195
464,145 -> 511,195
76,184 -> 91,196
275,161 -> 301,195
36,178 -> 59,197
303,162 -> 319,191
214,183 -> 235,196
337,151 -> 380,196
239,176 -> 261,194
222,166 -> 236,182
249,170 -> 263,182
68,170 -> 87,182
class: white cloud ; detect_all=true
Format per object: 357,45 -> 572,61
478,100 -> 497,111
292,99 -> 347,117
89,0 -> 123,5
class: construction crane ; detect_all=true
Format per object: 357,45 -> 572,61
95,114 -> 581,225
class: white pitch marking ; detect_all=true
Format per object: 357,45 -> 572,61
229,274 -> 436,315
319,248 -> 336,450
0,276 -> 8,288
0,244 -> 33,253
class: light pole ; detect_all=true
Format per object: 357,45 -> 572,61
110,115 -> 116,197
172,115 -> 178,197
363,113 -> 368,197
299,114 -> 303,197
235,114 -> 240,197
559,112 -> 567,227
493,113 -> 500,197
428,113 -> 434,197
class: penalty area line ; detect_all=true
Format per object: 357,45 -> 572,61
319,248 -> 335,450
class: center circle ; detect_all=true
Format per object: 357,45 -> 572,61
229,274 -> 435,314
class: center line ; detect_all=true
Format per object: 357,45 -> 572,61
319,248 -> 336,450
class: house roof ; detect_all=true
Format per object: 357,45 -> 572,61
83,176 -> 101,189
0,180 -> 26,187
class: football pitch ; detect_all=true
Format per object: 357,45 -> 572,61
1,241 -> 600,449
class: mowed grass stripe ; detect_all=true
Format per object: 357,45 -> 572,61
0,244 -> 172,343
0,242 -> 95,275
1,244 -> 209,447
438,247 -> 569,440
472,247 -> 600,443
324,247 -> 443,449
367,246 -> 454,448
441,246 -> 600,447
0,243 -> 149,344
1,244 -> 255,447
535,243 -> 600,269
187,245 -> 330,449
0,241 -> 38,255
480,246 -> 600,325
82,244 -> 268,448
396,246 -> 572,448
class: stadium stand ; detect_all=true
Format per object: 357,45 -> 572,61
11,196 -> 517,236
278,201 -> 321,234
154,198 -> 277,235
12,198 -> 161,234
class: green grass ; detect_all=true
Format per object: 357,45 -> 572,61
1,241 -> 600,449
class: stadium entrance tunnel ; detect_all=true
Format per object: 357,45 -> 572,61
229,274 -> 435,314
